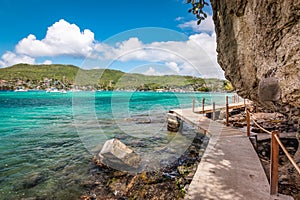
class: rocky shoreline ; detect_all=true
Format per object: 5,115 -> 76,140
80,128 -> 209,200
80,106 -> 299,200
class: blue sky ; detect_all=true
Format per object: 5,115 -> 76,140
0,0 -> 224,78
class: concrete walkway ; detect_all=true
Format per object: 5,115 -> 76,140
170,108 -> 293,200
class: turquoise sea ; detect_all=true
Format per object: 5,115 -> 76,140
0,91 -> 232,199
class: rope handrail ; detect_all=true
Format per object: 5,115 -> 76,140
247,109 -> 300,176
274,134 -> 300,175
250,114 -> 272,135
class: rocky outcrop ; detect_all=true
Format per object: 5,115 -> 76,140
211,0 -> 300,117
98,139 -> 141,171
167,112 -> 182,132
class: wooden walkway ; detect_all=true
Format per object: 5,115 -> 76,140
169,108 -> 293,200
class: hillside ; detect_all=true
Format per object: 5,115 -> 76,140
0,64 -> 232,91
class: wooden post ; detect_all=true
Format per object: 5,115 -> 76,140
212,102 -> 216,121
246,109 -> 250,137
192,98 -> 195,113
226,96 -> 229,126
270,131 -> 279,195
202,98 -> 205,113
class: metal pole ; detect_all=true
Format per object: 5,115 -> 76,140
226,96 -> 229,126
270,131 -> 279,195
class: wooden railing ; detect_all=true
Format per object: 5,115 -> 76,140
192,94 -> 243,125
192,98 -> 206,113
191,95 -> 299,195
246,109 -> 300,195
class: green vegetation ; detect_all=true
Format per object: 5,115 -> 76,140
223,80 -> 234,91
0,64 -> 233,92
186,0 -> 209,25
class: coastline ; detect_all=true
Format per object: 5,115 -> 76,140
80,123 -> 209,200
85,103 -> 299,200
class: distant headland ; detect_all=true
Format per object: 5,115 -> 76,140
0,64 -> 233,92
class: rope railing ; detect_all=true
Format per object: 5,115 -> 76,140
193,96 -> 300,195
246,108 -> 300,195
250,113 -> 272,135
274,134 -> 300,175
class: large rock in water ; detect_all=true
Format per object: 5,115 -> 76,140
98,139 -> 141,170
211,0 -> 300,117
167,112 -> 181,132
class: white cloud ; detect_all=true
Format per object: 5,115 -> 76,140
15,19 -> 95,57
143,67 -> 162,76
0,18 -> 223,78
175,16 -> 184,21
92,32 -> 222,78
165,62 -> 180,73
42,60 -> 52,65
178,15 -> 215,34
0,51 -> 35,67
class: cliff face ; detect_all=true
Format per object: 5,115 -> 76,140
211,0 -> 300,117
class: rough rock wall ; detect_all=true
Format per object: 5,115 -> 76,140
211,0 -> 300,117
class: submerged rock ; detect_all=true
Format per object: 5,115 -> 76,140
21,172 -> 45,189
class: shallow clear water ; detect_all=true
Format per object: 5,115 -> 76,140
0,91 -> 232,199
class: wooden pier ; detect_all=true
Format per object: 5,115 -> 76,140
169,106 -> 293,200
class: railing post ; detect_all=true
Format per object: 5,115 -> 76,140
226,96 -> 229,126
212,102 -> 216,121
192,98 -> 195,113
246,109 -> 250,137
202,98 -> 205,113
270,131 -> 279,195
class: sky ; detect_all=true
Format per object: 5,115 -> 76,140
0,0 -> 224,79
